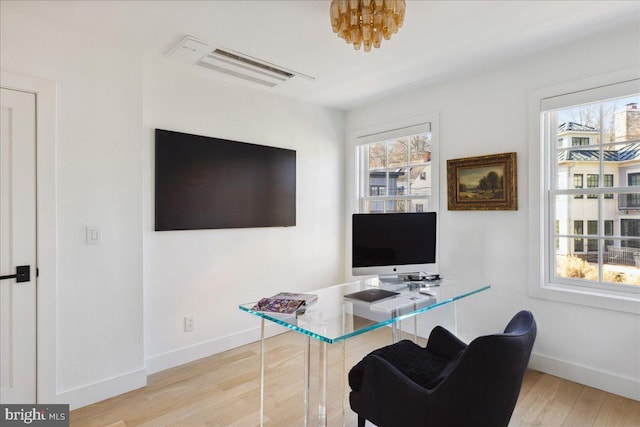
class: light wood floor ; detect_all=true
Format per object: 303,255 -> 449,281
70,328 -> 640,427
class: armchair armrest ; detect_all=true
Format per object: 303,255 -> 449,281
426,326 -> 467,359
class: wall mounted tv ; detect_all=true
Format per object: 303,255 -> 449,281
155,129 -> 296,231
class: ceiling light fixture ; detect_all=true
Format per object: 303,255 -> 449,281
330,0 -> 406,52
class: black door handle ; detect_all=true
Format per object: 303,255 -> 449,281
0,265 -> 31,283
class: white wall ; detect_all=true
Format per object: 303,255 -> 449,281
142,55 -> 345,373
1,6 -> 345,407
345,23 -> 640,399
0,11 -> 145,408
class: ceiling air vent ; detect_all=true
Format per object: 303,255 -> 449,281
167,36 -> 314,88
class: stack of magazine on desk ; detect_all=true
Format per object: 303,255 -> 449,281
251,292 -> 318,314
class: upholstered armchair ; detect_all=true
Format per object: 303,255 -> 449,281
348,310 -> 537,427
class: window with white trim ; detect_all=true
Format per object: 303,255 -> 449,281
356,123 -> 435,213
543,88 -> 640,291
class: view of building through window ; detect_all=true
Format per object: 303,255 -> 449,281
551,95 -> 640,287
358,132 -> 431,213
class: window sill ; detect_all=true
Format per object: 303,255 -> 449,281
528,281 -> 640,314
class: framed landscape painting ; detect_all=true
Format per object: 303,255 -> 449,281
447,152 -> 517,210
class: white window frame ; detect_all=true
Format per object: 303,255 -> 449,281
354,118 -> 439,215
528,68 -> 640,314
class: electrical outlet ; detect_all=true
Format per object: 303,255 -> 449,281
184,315 -> 195,332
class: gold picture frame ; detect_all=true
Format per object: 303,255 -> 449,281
447,152 -> 517,210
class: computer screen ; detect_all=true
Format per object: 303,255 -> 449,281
352,212 -> 437,277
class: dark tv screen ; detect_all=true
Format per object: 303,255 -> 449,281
352,212 -> 437,268
155,129 -> 296,231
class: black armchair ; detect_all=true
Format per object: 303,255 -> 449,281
348,310 -> 537,427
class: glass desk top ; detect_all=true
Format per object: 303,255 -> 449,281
239,278 -> 490,344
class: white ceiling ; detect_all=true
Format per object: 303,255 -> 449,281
4,0 -> 639,110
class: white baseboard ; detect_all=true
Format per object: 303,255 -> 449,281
529,352 -> 640,401
57,368 -> 147,410
145,322 -> 289,375
60,324 -> 291,410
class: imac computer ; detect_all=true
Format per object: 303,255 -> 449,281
352,212 -> 437,284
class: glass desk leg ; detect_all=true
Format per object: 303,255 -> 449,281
259,318 -> 265,427
453,301 -> 459,335
340,340 -> 346,427
391,309 -> 399,343
318,341 -> 328,427
412,302 -> 419,343
304,335 -> 310,427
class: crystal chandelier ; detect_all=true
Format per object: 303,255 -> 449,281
330,0 -> 406,52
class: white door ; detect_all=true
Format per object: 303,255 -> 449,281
0,88 -> 37,403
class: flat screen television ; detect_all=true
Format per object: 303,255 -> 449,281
352,212 -> 437,277
155,129 -> 296,231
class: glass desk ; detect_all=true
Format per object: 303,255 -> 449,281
239,278 -> 490,427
